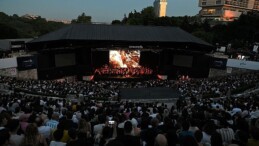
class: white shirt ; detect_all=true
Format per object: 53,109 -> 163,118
49,141 -> 66,146
201,131 -> 211,145
10,134 -> 24,146
38,126 -> 52,139
93,123 -> 105,136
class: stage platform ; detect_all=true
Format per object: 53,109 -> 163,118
93,75 -> 157,81
119,87 -> 180,101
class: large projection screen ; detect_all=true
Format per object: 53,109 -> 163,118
173,55 -> 193,67
109,50 -> 140,68
55,53 -> 76,67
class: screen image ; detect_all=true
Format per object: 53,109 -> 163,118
109,50 -> 140,68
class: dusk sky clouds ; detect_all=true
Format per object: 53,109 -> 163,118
0,0 -> 200,23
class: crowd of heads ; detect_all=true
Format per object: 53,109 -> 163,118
0,72 -> 259,146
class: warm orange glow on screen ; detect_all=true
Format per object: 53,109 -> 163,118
109,50 -> 140,68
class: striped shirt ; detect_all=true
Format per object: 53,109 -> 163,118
45,120 -> 59,129
216,128 -> 235,145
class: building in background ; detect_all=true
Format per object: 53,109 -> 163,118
154,0 -> 167,17
199,0 -> 259,21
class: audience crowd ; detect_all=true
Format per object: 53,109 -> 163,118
0,72 -> 259,146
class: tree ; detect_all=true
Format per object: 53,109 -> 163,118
0,23 -> 19,39
111,20 -> 122,25
72,13 -> 91,24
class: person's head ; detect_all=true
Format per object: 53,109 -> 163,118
0,113 -> 8,127
68,128 -> 77,140
78,119 -> 88,131
190,119 -> 197,127
151,118 -> 159,128
66,111 -> 73,120
5,119 -> 20,132
34,117 -> 43,127
154,134 -> 168,146
0,128 -> 10,146
51,113 -> 59,121
106,139 -> 125,146
181,135 -> 198,146
182,120 -> 190,131
194,130 -> 203,143
23,123 -> 39,145
57,120 -> 66,130
211,132 -> 223,146
102,126 -> 113,139
98,114 -> 106,124
53,129 -> 64,142
124,121 -> 132,134
25,124 -> 39,137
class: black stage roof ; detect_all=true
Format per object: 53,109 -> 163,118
27,24 -> 213,52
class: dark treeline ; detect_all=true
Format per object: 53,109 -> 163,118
0,12 -> 66,39
112,7 -> 259,48
1,8 -> 259,49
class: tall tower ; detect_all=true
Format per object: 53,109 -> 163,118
154,0 -> 167,17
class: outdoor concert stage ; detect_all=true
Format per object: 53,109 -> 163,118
119,87 -> 180,101
27,24 -> 214,80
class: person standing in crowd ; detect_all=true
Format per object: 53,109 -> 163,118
116,121 -> 140,146
210,132 -> 223,146
0,128 -> 11,146
216,120 -> 235,146
6,119 -> 24,146
49,129 -> 66,146
20,123 -> 48,146
45,112 -> 59,129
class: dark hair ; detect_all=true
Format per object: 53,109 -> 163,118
0,128 -> 10,146
53,129 -> 64,141
98,114 -> 106,124
68,128 -> 77,139
181,135 -> 198,146
6,119 -> 20,132
194,130 -> 203,143
124,121 -> 132,134
102,126 -> 113,139
35,117 -> 43,127
211,132 -> 223,146
182,120 -> 190,131
106,139 -> 125,146
66,111 -> 73,120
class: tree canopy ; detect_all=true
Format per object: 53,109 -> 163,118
71,12 -> 91,24
112,7 -> 259,49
